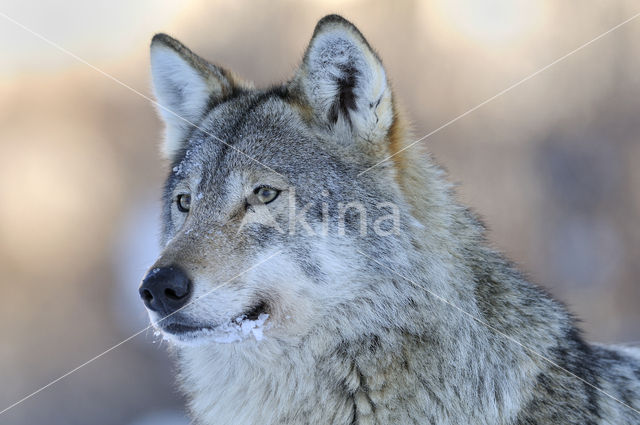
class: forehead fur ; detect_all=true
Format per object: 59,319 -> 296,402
170,87 -> 371,184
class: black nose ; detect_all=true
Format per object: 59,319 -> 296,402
139,266 -> 192,316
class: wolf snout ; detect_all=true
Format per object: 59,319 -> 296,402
139,265 -> 192,316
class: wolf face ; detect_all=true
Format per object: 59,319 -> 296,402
140,16 -> 417,347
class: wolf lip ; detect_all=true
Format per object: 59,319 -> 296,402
162,322 -> 212,335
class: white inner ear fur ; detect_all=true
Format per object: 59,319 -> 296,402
150,45 -> 212,159
304,29 -> 393,142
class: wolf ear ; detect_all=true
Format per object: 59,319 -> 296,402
150,34 -> 237,160
295,15 -> 393,144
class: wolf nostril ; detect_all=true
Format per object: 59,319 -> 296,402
165,287 -> 188,300
141,288 -> 154,303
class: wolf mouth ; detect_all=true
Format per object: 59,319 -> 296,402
159,300 -> 270,339
242,300 -> 268,321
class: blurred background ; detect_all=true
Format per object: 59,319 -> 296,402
1,0 -> 639,423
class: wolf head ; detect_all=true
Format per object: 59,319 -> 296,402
140,15 -> 433,347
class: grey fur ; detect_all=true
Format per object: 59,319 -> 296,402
144,14 -> 640,424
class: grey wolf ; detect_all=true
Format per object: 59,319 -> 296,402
139,14 -> 640,424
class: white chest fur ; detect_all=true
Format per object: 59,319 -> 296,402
177,340 -> 355,425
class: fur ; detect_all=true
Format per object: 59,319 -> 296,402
143,15 -> 640,424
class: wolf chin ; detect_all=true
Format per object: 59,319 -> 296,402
140,15 -> 640,424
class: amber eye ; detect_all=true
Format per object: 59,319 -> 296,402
253,186 -> 280,204
176,194 -> 191,212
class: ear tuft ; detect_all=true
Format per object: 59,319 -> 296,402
150,34 -> 235,160
295,15 -> 393,144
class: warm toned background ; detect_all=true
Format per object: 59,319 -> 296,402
1,1 -> 639,424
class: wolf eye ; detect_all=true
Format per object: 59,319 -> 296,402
176,194 -> 191,212
253,186 -> 280,204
